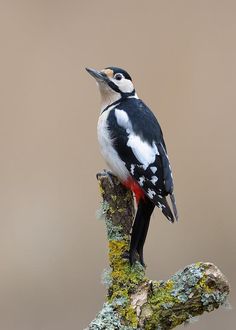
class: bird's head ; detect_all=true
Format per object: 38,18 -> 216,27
86,66 -> 136,109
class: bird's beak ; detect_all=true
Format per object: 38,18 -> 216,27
85,67 -> 109,83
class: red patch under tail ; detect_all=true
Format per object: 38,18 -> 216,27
123,178 -> 145,204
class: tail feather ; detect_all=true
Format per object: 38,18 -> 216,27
170,193 -> 178,221
153,194 -> 175,223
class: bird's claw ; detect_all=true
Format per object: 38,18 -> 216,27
137,250 -> 146,267
122,250 -> 145,267
96,169 -> 115,187
122,250 -> 137,265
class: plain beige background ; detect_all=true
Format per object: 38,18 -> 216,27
0,0 -> 235,329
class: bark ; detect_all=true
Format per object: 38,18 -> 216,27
86,171 -> 230,330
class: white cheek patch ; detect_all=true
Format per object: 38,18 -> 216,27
112,78 -> 134,93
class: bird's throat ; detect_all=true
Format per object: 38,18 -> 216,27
99,84 -> 121,112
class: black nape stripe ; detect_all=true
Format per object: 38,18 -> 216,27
101,99 -> 121,114
101,90 -> 136,114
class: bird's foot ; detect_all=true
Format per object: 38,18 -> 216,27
129,249 -> 137,266
96,170 -> 115,187
122,250 -> 138,266
122,249 -> 145,267
137,248 -> 146,267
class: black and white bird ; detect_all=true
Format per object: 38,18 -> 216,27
86,66 -> 178,266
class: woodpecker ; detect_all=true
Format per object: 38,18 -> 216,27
86,66 -> 178,266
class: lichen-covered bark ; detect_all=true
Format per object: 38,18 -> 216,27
86,172 -> 230,330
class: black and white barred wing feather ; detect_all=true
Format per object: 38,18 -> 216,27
107,99 -> 178,222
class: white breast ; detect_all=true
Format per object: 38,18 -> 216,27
97,108 -> 130,182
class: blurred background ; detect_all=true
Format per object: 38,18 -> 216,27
0,0 -> 235,329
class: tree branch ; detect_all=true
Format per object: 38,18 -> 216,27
86,172 -> 230,330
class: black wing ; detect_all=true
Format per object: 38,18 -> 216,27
107,98 -> 178,222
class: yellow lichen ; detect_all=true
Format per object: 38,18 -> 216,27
98,182 -> 105,196
118,208 -> 126,213
197,275 -> 212,293
107,239 -> 145,327
111,195 -> 117,201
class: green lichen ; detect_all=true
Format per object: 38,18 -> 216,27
106,239 -> 146,328
171,263 -> 204,302
97,183 -> 142,327
141,263 -> 229,329
101,200 -> 110,215
98,199 -> 124,240
112,296 -> 128,306
201,291 -> 228,310
92,175 -> 230,329
87,302 -> 139,330
101,267 -> 112,289
87,302 -> 122,329
105,219 -> 124,240
96,200 -> 110,221
108,240 -> 145,295
142,279 -> 179,329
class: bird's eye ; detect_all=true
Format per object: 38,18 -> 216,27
114,73 -> 123,81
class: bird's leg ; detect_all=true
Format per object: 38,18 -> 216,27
136,199 -> 155,266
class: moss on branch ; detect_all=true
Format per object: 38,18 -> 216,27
86,171 -> 230,330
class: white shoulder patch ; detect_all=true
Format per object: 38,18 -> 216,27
114,109 -> 160,171
115,109 -> 131,129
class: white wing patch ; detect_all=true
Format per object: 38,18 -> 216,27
115,109 -> 159,170
152,142 -> 160,156
127,135 -> 158,169
151,176 -> 158,185
138,176 -> 145,186
115,109 -> 131,128
150,166 -> 157,174
130,164 -> 135,175
147,188 -> 156,199
158,202 -> 166,209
